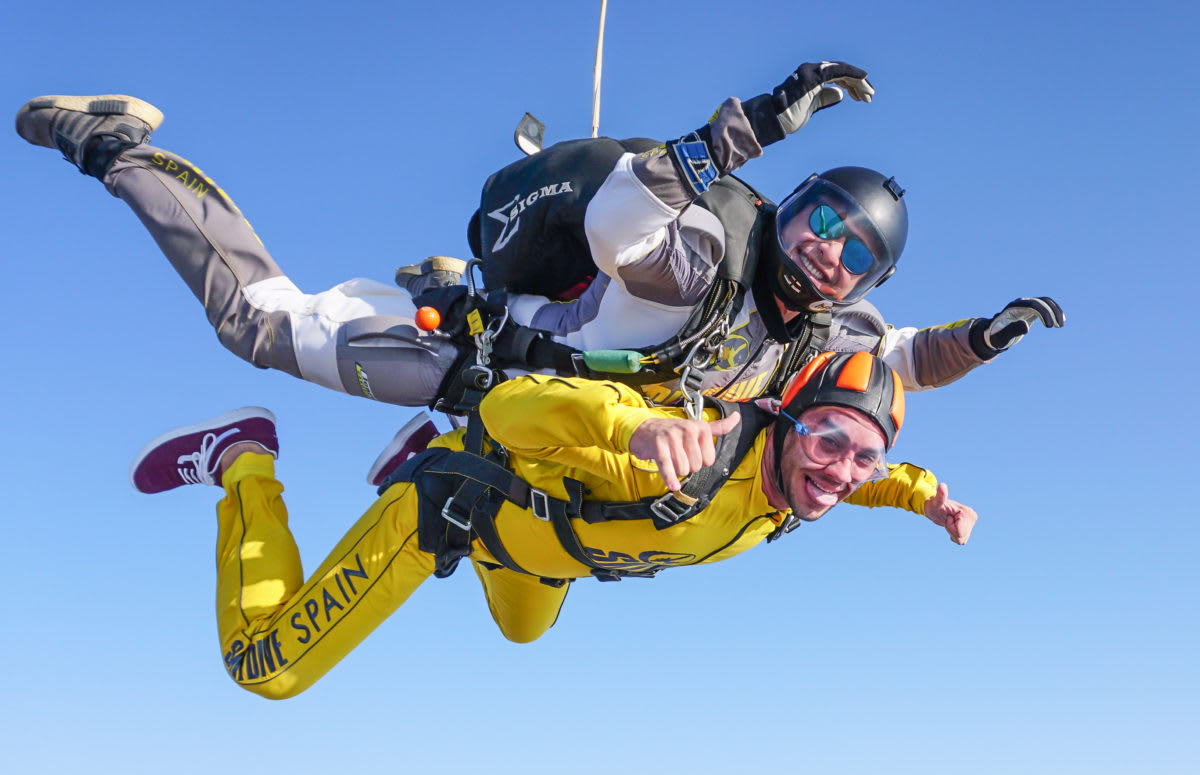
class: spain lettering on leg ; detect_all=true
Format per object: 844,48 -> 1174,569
145,150 -> 231,203
233,553 -> 374,687
228,529 -> 421,693
218,486 -> 432,698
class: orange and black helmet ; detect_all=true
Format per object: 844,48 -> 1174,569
778,350 -> 905,449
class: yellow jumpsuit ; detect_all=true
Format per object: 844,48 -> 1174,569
214,376 -> 937,699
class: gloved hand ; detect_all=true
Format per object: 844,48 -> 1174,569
411,285 -> 507,339
775,61 -> 874,133
970,297 -> 1066,359
743,61 -> 873,146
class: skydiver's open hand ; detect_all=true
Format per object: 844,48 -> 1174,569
774,61 -> 874,132
628,413 -> 742,492
743,61 -> 874,148
970,296 -> 1066,359
922,483 -> 977,545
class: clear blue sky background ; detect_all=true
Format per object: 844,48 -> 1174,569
3,1 -> 1196,772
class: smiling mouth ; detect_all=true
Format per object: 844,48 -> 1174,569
804,474 -> 846,506
799,251 -> 833,286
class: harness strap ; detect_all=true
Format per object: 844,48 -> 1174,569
538,478 -> 666,581
766,513 -> 804,543
768,310 -> 833,395
383,399 -> 774,581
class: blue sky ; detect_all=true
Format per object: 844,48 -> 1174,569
2,0 -> 1197,772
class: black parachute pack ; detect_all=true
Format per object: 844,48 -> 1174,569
462,137 -> 797,375
469,137 -> 660,299
468,136 -> 765,305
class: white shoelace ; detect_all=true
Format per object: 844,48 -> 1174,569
177,427 -> 241,485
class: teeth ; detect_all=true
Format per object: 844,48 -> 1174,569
810,478 -> 841,495
800,253 -> 827,283
806,476 -> 844,499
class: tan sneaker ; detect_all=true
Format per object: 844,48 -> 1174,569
394,255 -> 467,296
16,94 -> 162,176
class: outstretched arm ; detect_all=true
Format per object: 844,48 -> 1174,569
584,61 -> 874,285
633,61 -> 873,208
846,466 -> 977,544
479,374 -> 661,455
877,296 -> 1067,391
847,462 -> 939,514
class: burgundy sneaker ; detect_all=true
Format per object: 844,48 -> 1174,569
130,407 -> 278,493
366,412 -> 439,486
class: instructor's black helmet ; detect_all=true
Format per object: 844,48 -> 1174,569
773,166 -> 908,307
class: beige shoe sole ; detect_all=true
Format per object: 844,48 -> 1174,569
17,94 -> 164,138
395,255 -> 468,281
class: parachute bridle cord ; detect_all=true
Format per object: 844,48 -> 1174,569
464,257 -> 483,300
591,0 -> 608,138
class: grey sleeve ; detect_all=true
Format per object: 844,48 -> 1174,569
833,302 -> 988,391
908,321 -> 988,389
629,97 -> 765,210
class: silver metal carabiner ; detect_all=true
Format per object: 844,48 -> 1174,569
474,305 -> 509,368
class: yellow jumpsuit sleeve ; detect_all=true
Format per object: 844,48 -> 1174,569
479,375 -> 673,455
846,462 -> 939,515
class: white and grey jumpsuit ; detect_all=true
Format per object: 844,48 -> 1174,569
97,97 -> 986,409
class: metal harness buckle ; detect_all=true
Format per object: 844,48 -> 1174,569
649,491 -> 697,524
440,496 -> 472,531
529,488 -> 550,521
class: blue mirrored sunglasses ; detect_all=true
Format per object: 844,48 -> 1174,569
810,204 -> 876,276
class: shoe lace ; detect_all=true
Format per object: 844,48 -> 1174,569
177,427 -> 240,485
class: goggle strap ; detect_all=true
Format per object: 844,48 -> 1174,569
778,408 -> 806,435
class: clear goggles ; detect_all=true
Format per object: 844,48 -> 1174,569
778,408 -> 888,483
775,177 -> 894,304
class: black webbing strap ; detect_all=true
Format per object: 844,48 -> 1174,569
539,479 -> 662,581
766,513 -> 803,543
573,399 -> 771,528
437,468 -> 532,576
421,452 -> 655,580
767,310 -> 833,396
380,401 -> 772,580
430,346 -> 503,416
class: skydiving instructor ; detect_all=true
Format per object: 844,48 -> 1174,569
13,61 -> 1064,416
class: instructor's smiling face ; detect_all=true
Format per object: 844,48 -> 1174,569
778,202 -> 868,302
778,405 -> 887,520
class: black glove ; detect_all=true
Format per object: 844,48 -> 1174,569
742,61 -> 874,147
969,297 -> 1066,359
412,285 -> 508,338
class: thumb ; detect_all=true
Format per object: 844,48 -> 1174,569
813,85 -> 846,113
925,482 -> 949,517
708,412 -> 742,437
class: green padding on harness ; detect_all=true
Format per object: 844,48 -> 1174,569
581,350 -> 644,374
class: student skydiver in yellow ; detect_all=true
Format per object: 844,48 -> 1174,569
129,352 -> 976,700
